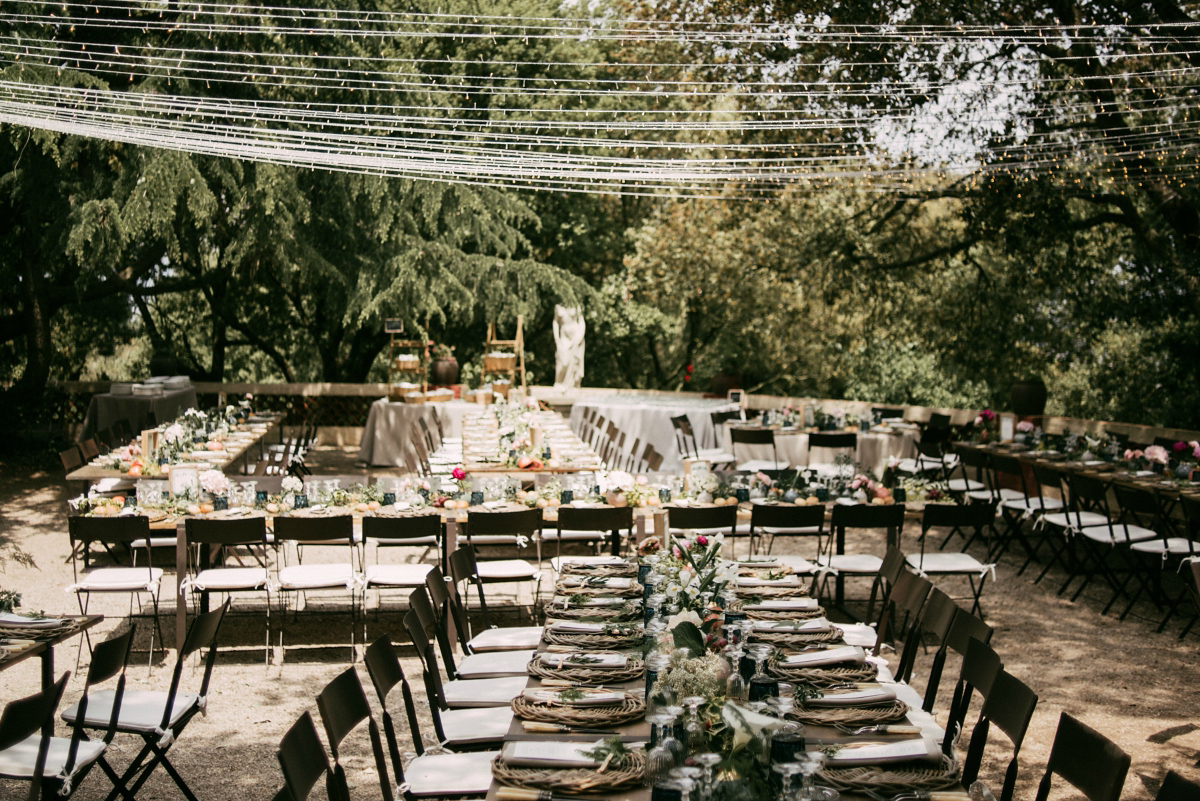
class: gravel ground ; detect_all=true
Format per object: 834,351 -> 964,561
1,446 -> 1198,801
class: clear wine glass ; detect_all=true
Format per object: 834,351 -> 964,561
661,707 -> 685,767
681,696 -> 707,755
669,768 -> 699,801
797,752 -> 838,801
773,761 -> 804,801
645,711 -> 676,784
723,643 -> 747,702
692,752 -> 722,801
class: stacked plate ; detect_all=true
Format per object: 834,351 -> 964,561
132,383 -> 163,397
164,375 -> 191,390
110,382 -> 135,396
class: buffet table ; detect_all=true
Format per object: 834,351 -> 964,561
358,398 -> 475,467
81,386 -> 198,439
568,395 -> 740,472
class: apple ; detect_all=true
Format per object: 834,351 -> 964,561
266,502 -> 279,513
199,502 -> 215,515
127,465 -> 142,477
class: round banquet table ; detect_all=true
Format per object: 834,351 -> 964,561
567,394 -> 740,472
357,398 -> 475,467
717,423 -> 920,477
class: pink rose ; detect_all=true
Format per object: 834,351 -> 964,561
697,535 -> 709,546
1144,445 -> 1169,465
756,471 -> 773,486
1175,441 -> 1189,453
451,467 -> 466,480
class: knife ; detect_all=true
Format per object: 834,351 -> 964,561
520,721 -> 621,734
497,789 -> 584,801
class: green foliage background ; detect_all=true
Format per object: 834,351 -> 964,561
2,0 -> 1199,429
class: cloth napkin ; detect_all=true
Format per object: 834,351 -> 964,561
568,596 -> 628,607
546,620 -> 608,633
779,645 -> 866,667
502,741 -> 602,768
0,613 -> 65,629
737,575 -> 800,587
806,686 -> 897,707
825,735 -> 943,766
559,576 -> 633,589
745,598 -> 819,611
536,652 -> 629,669
752,617 -> 831,634
521,688 -> 626,706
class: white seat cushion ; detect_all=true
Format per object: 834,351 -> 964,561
1131,538 -> 1200,556
71,567 -> 162,593
1001,497 -> 1063,512
468,535 -> 527,546
816,554 -> 884,574
364,564 -> 434,588
278,563 -> 355,590
0,734 -> 106,780
467,626 -> 543,652
1079,524 -> 1158,545
438,707 -> 514,745
670,524 -> 751,538
189,567 -> 270,592
476,559 -> 537,581
946,479 -> 985,492
62,689 -> 198,733
130,537 -> 179,549
906,553 -> 987,574
761,526 -> 821,536
550,556 -> 628,572
775,556 -> 816,575
372,536 -> 439,547
456,649 -> 536,679
1041,511 -> 1108,529
541,529 -> 607,542
403,750 -> 499,796
442,676 -> 528,708
736,459 -> 790,473
697,449 -> 737,464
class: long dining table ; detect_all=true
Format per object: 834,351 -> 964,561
477,556 -> 950,801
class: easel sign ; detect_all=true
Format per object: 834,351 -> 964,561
384,319 -> 405,334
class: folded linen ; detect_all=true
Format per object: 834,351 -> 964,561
779,645 -> 866,667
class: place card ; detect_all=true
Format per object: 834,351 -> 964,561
501,741 -> 602,768
536,652 -> 629,669
521,688 -> 626,706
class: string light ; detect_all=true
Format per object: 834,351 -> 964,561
0,2 -> 1196,196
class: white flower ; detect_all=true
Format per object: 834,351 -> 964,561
678,567 -> 694,586
667,609 -> 704,631
162,424 -> 186,443
608,471 -> 636,490
199,469 -> 228,495
722,702 -> 786,752
281,476 -> 304,494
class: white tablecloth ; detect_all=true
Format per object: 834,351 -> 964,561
717,425 -> 920,477
567,395 -> 740,472
357,398 -> 474,467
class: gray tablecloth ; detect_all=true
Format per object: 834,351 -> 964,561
357,398 -> 473,467
567,395 -> 740,472
82,387 -> 199,439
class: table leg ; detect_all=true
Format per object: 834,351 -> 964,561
40,645 -> 54,737
176,520 -> 188,651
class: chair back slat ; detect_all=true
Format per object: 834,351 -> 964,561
277,712 -> 333,801
1035,712 -> 1130,801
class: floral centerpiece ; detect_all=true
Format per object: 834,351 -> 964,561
970,409 -> 998,443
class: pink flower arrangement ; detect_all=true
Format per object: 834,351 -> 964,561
755,471 -> 773,486
1192,441 -> 1200,460
696,535 -> 709,547
451,466 -> 467,480
1016,421 -> 1035,433
1124,449 -> 1144,461
850,473 -> 878,492
1144,445 -> 1170,465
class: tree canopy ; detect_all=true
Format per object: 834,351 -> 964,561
1,0 -> 1198,427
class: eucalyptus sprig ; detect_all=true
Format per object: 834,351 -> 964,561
581,737 -> 631,768
557,687 -> 586,702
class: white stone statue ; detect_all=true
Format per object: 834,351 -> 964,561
553,305 -> 585,388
